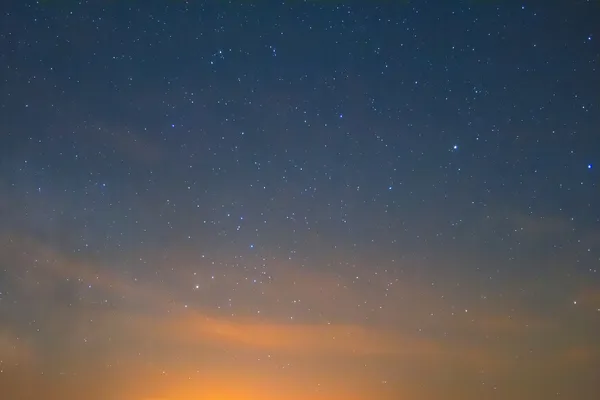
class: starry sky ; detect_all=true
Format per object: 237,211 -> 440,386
1,1 -> 599,399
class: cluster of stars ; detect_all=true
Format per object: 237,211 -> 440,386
0,1 -> 599,400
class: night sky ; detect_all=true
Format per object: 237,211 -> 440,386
1,1 -> 600,399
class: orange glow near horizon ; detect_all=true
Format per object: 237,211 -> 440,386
0,235 -> 598,400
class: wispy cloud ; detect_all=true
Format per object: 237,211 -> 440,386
75,124 -> 164,166
3,233 -> 598,383
506,211 -> 573,237
0,330 -> 35,366
121,311 -> 447,359
560,345 -> 599,365
576,287 -> 600,310
1,236 -> 447,359
109,129 -> 164,165
0,235 -> 501,365
476,314 -> 555,335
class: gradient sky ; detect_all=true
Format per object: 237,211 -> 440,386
1,1 -> 600,399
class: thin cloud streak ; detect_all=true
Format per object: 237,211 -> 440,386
2,234 -> 596,377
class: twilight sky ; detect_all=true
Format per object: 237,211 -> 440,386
1,1 -> 600,399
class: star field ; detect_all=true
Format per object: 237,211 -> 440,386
1,1 -> 600,399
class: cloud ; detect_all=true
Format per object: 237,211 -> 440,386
507,212 -> 572,237
109,129 -> 164,165
577,287 -> 600,308
1,234 -> 161,306
561,346 -> 597,365
476,314 -> 555,335
0,330 -> 35,366
4,233 -> 595,379
73,124 -> 164,166
123,311 -> 446,359
1,235 -> 498,371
